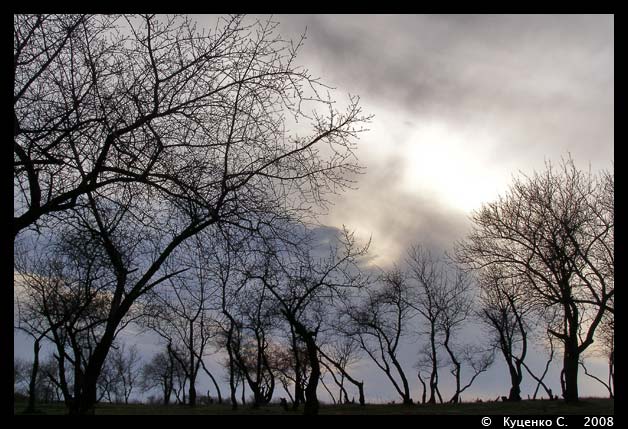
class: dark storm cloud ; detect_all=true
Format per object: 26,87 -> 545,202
277,14 -> 613,167
282,14 -> 612,107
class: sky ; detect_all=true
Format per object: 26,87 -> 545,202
14,14 -> 614,404
267,14 -> 614,267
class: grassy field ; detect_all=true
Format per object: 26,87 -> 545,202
14,398 -> 613,415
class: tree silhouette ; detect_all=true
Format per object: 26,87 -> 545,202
457,157 -> 614,402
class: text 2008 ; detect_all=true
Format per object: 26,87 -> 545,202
584,417 -> 614,427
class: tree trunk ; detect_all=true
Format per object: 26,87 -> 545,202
189,378 -> 197,407
240,375 -> 246,404
522,355 -> 554,400
200,359 -> 223,404
226,325 -> 238,410
428,323 -> 438,404
318,347 -> 365,406
609,350 -> 614,398
188,322 -> 196,407
68,330 -> 115,415
508,382 -> 522,402
163,377 -> 172,405
319,358 -> 347,405
68,374 -> 98,415
292,320 -> 320,416
357,382 -> 365,406
320,377 -> 336,404
563,343 -> 579,402
417,372 -> 427,404
289,325 -> 304,410
506,360 -> 522,401
443,328 -> 461,404
165,352 -> 175,405
389,353 -> 412,405
251,381 -> 262,408
340,375 -> 348,404
25,336 -> 41,413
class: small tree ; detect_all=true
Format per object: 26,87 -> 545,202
317,336 -> 365,405
345,267 -> 414,405
14,358 -> 30,397
406,246 -> 445,404
246,227 -> 370,415
476,265 -> 533,401
437,271 -> 493,404
143,236 -> 221,407
408,245 -> 492,404
141,351 -> 176,405
14,233 -> 121,410
226,284 -> 279,408
109,343 -> 142,404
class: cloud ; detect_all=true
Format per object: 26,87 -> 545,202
277,14 -> 613,169
267,14 -> 614,268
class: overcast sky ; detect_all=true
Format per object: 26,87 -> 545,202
267,14 -> 614,267
15,14 -> 614,404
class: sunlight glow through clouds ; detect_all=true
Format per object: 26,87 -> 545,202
400,121 -> 506,213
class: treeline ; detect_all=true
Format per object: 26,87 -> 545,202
14,157 -> 614,414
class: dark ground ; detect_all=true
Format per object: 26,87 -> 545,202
14,398 -> 614,415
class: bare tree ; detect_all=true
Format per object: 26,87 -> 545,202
408,245 -> 492,404
345,267 -> 414,405
14,355 -> 67,407
143,237 -> 221,407
14,15 -> 370,239
416,369 -> 427,405
317,336 -> 365,405
438,271 -> 493,404
476,265 -> 533,401
579,314 -> 613,398
140,350 -> 177,405
14,358 -> 30,397
246,227 -> 370,415
598,315 -> 614,398
14,323 -> 50,412
227,286 -> 278,408
478,268 -> 559,401
284,324 -> 309,409
214,266 -> 243,409
36,355 -> 65,404
197,228 -> 279,408
14,14 -> 121,236
14,14 -> 370,415
96,355 -> 117,403
199,226 -> 260,410
456,157 -> 613,402
108,343 -> 142,404
406,246 -> 444,404
14,232 -> 130,411
266,343 -> 305,406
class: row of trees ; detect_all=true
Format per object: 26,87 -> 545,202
14,14 -> 613,414
14,342 -> 142,410
15,160 -> 614,411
